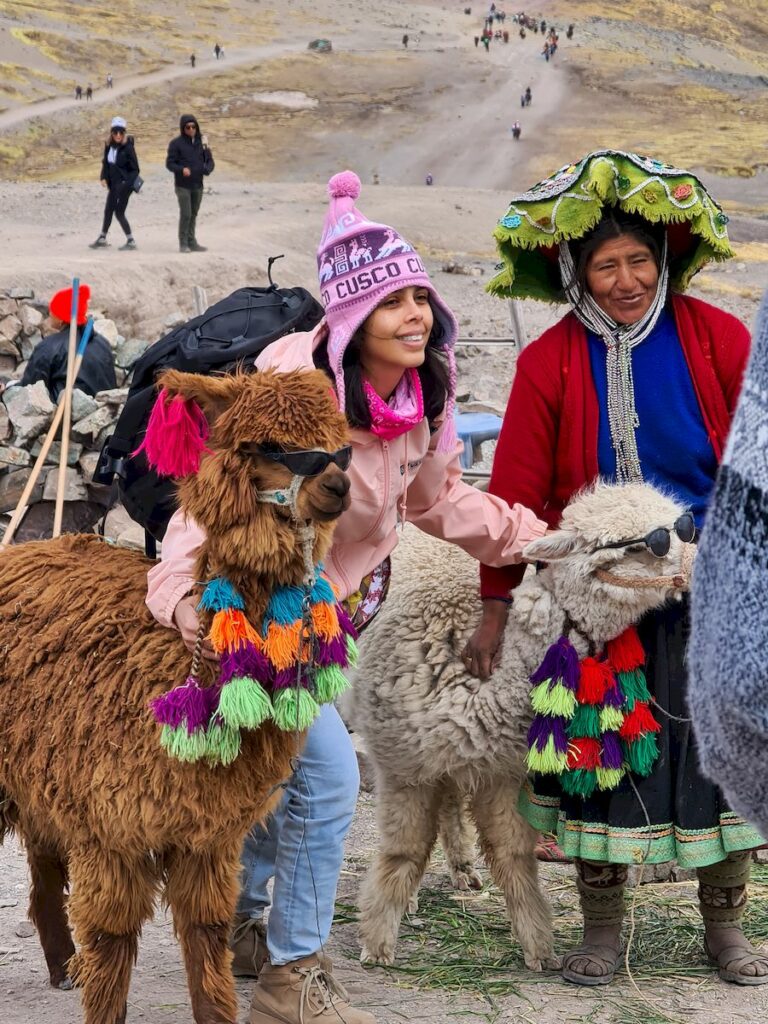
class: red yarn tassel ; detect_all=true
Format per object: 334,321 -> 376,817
619,700 -> 661,740
567,736 -> 601,770
576,658 -> 613,705
134,387 -> 210,477
606,626 -> 645,672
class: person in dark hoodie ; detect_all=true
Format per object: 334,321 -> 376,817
165,114 -> 215,253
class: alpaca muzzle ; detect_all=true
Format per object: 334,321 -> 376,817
595,540 -> 696,591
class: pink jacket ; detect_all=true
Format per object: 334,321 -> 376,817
146,322 -> 547,628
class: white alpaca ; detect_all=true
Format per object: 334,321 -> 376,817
319,255 -> 334,282
347,482 -> 693,971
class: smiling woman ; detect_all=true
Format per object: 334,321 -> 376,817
468,150 -> 767,992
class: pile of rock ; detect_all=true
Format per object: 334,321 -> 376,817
0,288 -> 152,546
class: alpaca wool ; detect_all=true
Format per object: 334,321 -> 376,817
690,288 -> 768,836
317,170 -> 459,451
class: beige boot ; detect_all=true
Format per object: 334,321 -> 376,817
231,914 -> 269,978
248,953 -> 376,1023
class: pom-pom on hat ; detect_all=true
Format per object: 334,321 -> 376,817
49,283 -> 91,326
317,170 -> 458,450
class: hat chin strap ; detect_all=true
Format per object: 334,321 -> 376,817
255,475 -> 316,587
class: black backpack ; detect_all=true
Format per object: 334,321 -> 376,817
96,279 -> 324,548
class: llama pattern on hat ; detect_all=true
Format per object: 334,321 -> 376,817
376,228 -> 413,259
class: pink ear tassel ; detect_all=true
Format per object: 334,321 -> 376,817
134,387 -> 210,477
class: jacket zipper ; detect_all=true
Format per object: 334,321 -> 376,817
360,440 -> 391,543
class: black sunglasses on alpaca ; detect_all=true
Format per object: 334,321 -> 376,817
245,444 -> 353,477
594,513 -> 696,558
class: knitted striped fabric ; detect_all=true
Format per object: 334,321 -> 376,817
526,626 -> 660,798
150,573 -> 358,765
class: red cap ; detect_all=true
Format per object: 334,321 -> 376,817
49,284 -> 91,325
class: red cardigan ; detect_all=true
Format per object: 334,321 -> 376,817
480,294 -> 750,598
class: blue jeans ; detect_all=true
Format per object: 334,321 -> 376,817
237,703 -> 360,964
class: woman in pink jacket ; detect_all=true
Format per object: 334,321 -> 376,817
146,172 -> 546,1024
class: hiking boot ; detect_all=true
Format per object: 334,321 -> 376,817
179,244 -> 191,253
189,241 -> 208,252
248,954 -> 376,1024
119,238 -> 137,250
89,235 -> 108,248
231,915 -> 269,978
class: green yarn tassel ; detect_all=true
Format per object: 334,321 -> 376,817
272,688 -> 320,732
346,634 -> 359,668
314,665 -> 350,704
561,768 -> 598,799
217,676 -> 273,730
596,767 -> 624,791
568,703 -> 601,739
624,731 -> 659,777
599,706 -> 625,732
161,724 -> 207,763
530,680 -> 577,719
204,720 -> 242,766
525,735 -> 568,775
618,669 -> 650,711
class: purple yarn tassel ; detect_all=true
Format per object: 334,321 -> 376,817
219,644 -> 271,686
314,633 -> 348,668
150,676 -> 213,732
335,603 -> 359,640
601,731 -> 624,769
603,682 -> 624,707
272,667 -> 299,690
527,714 -> 568,754
529,635 -> 580,691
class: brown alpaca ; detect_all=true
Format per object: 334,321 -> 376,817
0,367 -> 351,1024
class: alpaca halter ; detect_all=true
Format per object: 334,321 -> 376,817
595,541 -> 695,591
255,476 -> 317,587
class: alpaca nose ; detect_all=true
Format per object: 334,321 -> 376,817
321,472 -> 351,499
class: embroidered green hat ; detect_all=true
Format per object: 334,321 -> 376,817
489,149 -> 735,303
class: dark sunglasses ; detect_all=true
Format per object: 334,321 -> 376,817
111,128 -> 125,135
594,513 -> 696,558
246,445 -> 352,477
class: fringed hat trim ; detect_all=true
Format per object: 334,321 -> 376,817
488,149 -> 734,302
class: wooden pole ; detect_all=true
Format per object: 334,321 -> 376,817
52,280 -> 80,538
192,285 -> 208,317
1,318 -> 93,548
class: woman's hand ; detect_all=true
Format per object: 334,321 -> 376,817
173,594 -> 218,661
461,599 -> 510,680
100,179 -> 107,189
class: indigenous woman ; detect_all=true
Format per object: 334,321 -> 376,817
146,172 -> 547,1024
465,150 -> 767,986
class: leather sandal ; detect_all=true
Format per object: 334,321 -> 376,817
705,938 -> 768,986
562,943 -> 622,986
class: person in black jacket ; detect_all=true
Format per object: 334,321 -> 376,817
90,116 -> 140,251
165,114 -> 215,253
20,323 -> 116,401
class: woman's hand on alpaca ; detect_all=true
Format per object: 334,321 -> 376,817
173,594 -> 218,661
461,600 -> 509,679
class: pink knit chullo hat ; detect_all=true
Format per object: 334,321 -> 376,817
317,170 -> 458,451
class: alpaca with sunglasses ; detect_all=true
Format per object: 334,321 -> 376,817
146,171 -> 547,1024
90,116 -> 140,251
465,150 -> 765,987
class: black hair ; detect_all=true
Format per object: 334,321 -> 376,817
563,208 -> 666,304
314,301 -> 450,430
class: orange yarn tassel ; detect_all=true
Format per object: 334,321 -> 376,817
209,609 -> 261,654
605,626 -> 645,672
263,621 -> 301,671
311,602 -> 341,642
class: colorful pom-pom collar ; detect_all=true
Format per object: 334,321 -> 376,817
488,149 -> 735,303
526,625 -> 661,798
150,569 -> 358,766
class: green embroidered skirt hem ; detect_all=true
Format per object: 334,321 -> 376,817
520,599 -> 764,870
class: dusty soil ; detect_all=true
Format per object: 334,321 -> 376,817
1,1 -> 768,1023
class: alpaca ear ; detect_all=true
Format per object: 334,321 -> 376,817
523,529 -> 582,563
157,369 -> 242,419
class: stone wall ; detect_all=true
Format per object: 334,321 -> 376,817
0,288 -> 153,546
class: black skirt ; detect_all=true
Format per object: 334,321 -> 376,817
520,598 -> 763,868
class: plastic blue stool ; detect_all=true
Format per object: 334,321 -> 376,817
454,412 -> 503,469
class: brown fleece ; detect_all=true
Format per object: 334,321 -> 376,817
0,367 -> 350,1024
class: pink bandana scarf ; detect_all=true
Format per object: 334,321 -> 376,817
363,368 -> 425,441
